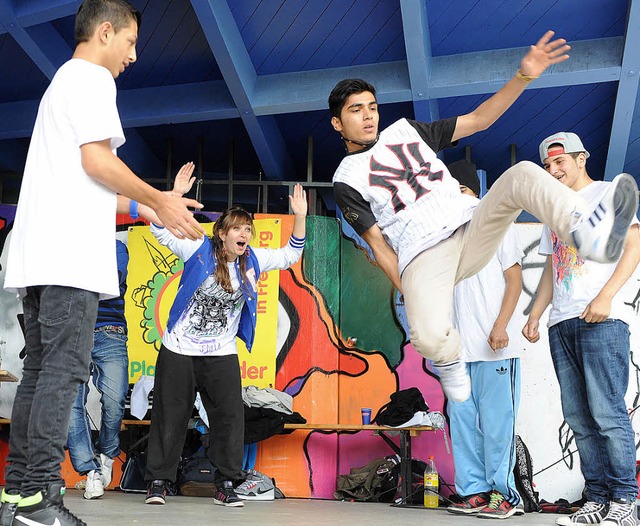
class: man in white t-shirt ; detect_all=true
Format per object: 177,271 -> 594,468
330,32 -> 639,405
444,160 -> 524,520
523,132 -> 640,526
0,2 -> 204,525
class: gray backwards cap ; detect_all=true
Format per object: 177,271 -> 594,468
539,132 -> 590,163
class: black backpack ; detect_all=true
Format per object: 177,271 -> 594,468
374,388 -> 429,426
177,454 -> 218,497
513,435 -> 541,512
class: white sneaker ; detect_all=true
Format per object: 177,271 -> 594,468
572,173 -> 639,263
556,501 -> 608,525
433,361 -> 470,403
601,499 -> 637,526
100,453 -> 114,489
84,470 -> 105,500
236,470 -> 275,501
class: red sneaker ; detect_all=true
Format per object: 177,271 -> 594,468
477,491 -> 517,519
447,492 -> 491,514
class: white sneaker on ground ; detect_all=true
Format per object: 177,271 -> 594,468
433,361 -> 470,403
601,499 -> 637,526
556,501 -> 608,525
83,470 -> 105,500
571,173 -> 638,263
236,470 -> 275,501
100,453 -> 114,488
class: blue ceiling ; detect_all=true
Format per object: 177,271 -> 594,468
0,0 -> 638,213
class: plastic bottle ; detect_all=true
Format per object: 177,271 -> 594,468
423,455 -> 439,508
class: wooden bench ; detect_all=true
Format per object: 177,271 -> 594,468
0,419 -> 443,505
283,423 -> 442,507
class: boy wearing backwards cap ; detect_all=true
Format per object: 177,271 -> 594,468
524,132 -> 640,526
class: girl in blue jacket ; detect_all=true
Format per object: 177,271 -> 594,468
144,180 -> 307,507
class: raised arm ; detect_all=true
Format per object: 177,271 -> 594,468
82,140 -> 204,240
453,31 -> 570,142
289,183 -> 307,240
362,224 -> 403,293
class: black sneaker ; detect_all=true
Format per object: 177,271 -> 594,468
13,489 -> 86,526
145,480 -> 167,505
0,489 -> 21,526
213,480 -> 244,507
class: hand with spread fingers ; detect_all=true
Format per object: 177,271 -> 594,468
172,162 -> 196,197
520,30 -> 571,78
289,183 -> 308,218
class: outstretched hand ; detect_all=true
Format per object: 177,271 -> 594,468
520,30 -> 570,78
289,183 -> 308,217
156,194 -> 205,240
172,162 -> 196,197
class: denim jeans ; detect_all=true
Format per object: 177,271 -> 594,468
549,318 -> 637,503
66,328 -> 128,474
4,286 -> 98,497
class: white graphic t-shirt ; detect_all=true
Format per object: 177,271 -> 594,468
163,262 -> 245,356
540,181 -> 640,327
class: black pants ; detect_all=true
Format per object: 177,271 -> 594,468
145,346 -> 244,483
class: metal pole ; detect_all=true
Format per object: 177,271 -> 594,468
228,137 -> 234,208
165,138 -> 173,190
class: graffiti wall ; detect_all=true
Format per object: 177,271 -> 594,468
0,206 -> 638,503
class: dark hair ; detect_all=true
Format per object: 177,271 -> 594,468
328,78 -> 376,118
212,207 -> 255,294
75,0 -> 142,45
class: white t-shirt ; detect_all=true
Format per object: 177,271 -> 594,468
4,59 -> 125,299
540,180 -> 640,327
453,225 -> 525,362
152,225 -> 304,357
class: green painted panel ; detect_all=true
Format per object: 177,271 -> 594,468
339,236 -> 406,367
303,216 -> 341,321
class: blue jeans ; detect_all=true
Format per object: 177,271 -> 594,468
549,318 -> 637,503
66,328 -> 128,474
4,286 -> 98,497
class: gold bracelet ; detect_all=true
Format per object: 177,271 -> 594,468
515,68 -> 538,83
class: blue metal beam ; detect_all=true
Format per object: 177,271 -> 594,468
0,0 -> 58,79
0,81 -> 239,138
253,37 -> 623,114
605,0 -> 640,180
190,0 -> 292,180
0,37 -> 625,139
400,0 -> 439,122
0,0 -> 78,35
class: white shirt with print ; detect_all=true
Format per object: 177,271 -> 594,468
151,224 -> 303,357
540,180 -> 640,327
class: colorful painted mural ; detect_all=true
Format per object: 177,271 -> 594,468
0,205 -> 638,504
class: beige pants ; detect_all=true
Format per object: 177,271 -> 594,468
401,160 -> 587,364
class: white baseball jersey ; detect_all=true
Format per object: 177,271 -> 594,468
333,118 -> 477,274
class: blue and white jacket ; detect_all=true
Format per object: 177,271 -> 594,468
151,224 -> 304,353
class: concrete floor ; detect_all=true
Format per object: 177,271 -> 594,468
59,489 -> 566,526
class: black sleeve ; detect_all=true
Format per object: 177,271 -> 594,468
407,117 -> 458,153
333,182 -> 377,236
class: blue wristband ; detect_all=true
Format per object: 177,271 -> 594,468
129,200 -> 139,220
